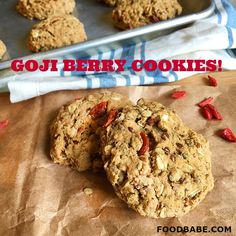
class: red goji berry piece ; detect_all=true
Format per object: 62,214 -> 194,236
171,91 -> 186,99
207,104 -> 223,120
138,132 -> 150,156
150,16 -> 160,23
221,128 -> 236,142
77,126 -> 85,136
75,96 -> 82,100
198,97 -> 213,108
208,75 -> 218,87
201,106 -> 213,120
103,109 -> 118,128
0,120 -> 9,129
89,101 -> 108,119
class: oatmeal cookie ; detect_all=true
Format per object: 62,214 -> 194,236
102,99 -> 214,218
50,92 -> 131,172
112,0 -> 182,30
28,15 -> 87,52
16,0 -> 76,20
0,40 -> 6,59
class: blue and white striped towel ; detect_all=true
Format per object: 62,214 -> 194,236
2,0 -> 236,102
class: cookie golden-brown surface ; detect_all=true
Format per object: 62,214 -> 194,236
28,15 -> 87,52
112,0 -> 182,30
16,0 -> 76,20
50,92 -> 131,172
102,99 -> 214,218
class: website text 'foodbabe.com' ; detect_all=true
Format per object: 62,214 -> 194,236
157,226 -> 232,234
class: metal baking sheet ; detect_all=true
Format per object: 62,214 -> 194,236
0,0 -> 214,69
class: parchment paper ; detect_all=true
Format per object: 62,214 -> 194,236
0,76 -> 236,236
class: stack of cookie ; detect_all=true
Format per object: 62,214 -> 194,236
16,0 -> 87,52
102,0 -> 183,30
50,92 -> 214,218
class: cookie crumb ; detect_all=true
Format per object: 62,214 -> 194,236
83,187 -> 93,196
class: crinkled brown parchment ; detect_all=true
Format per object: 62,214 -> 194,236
0,74 -> 235,236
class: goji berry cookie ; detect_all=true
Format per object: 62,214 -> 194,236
101,99 -> 214,218
50,92 -> 131,172
112,0 -> 182,30
0,40 -> 6,59
28,15 -> 87,52
16,0 -> 75,20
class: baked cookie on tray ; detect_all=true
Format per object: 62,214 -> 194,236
28,15 -> 87,52
50,92 -> 131,172
101,99 -> 214,218
16,0 -> 76,20
0,40 -> 6,59
112,0 -> 182,30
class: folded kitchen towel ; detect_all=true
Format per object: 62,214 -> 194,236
1,0 -> 236,102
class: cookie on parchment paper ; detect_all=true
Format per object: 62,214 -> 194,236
50,92 -> 131,172
101,99 -> 214,218
0,40 -> 6,60
16,0 -> 76,20
112,0 -> 182,30
28,15 -> 87,52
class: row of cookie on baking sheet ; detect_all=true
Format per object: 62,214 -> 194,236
22,0 -> 183,51
50,91 -> 214,219
17,0 -> 183,30
0,0 -> 183,56
16,0 -> 87,52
